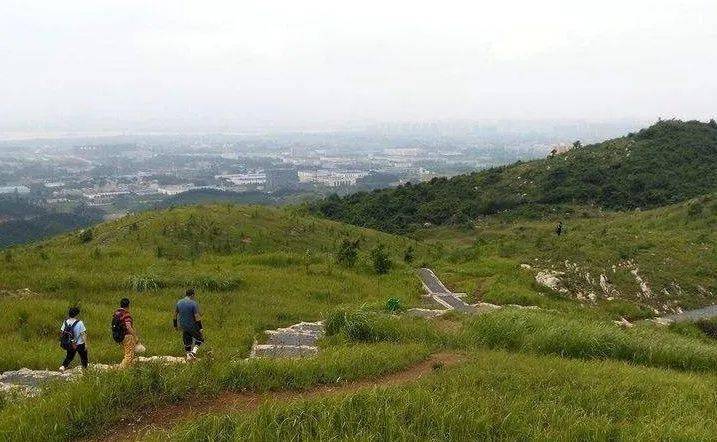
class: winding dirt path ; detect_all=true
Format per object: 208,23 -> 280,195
90,352 -> 465,442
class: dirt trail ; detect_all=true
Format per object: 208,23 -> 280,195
90,352 -> 465,442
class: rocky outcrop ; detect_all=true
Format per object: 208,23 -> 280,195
535,271 -> 567,293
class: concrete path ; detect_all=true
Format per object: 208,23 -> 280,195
656,304 -> 717,324
417,268 -> 476,314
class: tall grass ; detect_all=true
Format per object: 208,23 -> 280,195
169,349 -> 717,441
328,308 -> 717,373
0,343 -> 429,441
459,309 -> 717,372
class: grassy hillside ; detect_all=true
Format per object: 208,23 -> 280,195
422,194 -> 716,316
314,120 -> 717,233
0,204 -> 424,370
171,348 -> 717,441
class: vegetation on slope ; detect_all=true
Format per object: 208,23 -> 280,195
313,120 -> 717,233
421,194 -> 716,314
172,348 -> 717,441
0,204 -> 424,369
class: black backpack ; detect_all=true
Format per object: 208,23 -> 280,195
59,320 -> 80,350
111,311 -> 126,343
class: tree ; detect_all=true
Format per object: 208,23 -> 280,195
370,244 -> 392,274
709,119 -> 717,129
572,140 -> 582,149
336,238 -> 360,267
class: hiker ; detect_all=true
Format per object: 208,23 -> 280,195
173,288 -> 204,360
59,307 -> 88,371
555,221 -> 563,236
112,298 -> 138,368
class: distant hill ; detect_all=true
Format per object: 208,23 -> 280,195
313,120 -> 717,233
156,189 -> 276,209
156,188 -> 323,210
0,197 -> 103,248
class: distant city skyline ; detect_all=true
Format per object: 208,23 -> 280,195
1,0 -> 715,133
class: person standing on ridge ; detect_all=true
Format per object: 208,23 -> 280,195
174,288 -> 204,361
59,307 -> 88,371
113,298 -> 138,368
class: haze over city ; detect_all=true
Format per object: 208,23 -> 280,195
1,0 -> 715,134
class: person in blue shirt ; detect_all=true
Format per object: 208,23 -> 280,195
173,288 -> 204,360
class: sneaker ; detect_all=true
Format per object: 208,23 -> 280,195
185,352 -> 195,361
59,366 -> 66,372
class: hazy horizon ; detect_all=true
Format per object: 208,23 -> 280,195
1,0 -> 715,134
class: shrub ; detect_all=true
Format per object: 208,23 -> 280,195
370,244 -> 392,274
385,297 -> 403,313
336,239 -> 360,267
687,201 -> 704,217
403,245 -> 415,264
78,229 -> 93,244
696,318 -> 717,339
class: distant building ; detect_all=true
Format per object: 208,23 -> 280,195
0,185 -> 31,195
265,168 -> 299,191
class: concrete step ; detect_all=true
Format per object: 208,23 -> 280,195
251,344 -> 318,358
266,330 -> 320,346
287,321 -> 324,333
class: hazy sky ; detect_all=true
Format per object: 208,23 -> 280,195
1,0 -> 715,132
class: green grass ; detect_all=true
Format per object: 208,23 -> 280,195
328,307 -> 717,374
0,205 -> 426,370
167,348 -> 717,441
0,343 -> 429,441
2,200 -> 717,441
419,194 -> 717,317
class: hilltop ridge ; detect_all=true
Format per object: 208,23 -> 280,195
314,120 -> 717,233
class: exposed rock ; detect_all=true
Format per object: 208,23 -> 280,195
136,355 -> 187,364
630,268 -> 652,298
406,308 -> 447,319
599,274 -> 613,295
613,317 -> 634,328
251,344 -> 319,358
506,304 -> 540,310
520,264 -> 532,270
535,271 -> 567,293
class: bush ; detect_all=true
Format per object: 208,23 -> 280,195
370,244 -> 392,274
687,201 -> 704,217
385,298 -> 403,313
696,318 -> 717,339
78,229 -> 93,244
336,239 -> 360,267
403,246 -> 415,264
